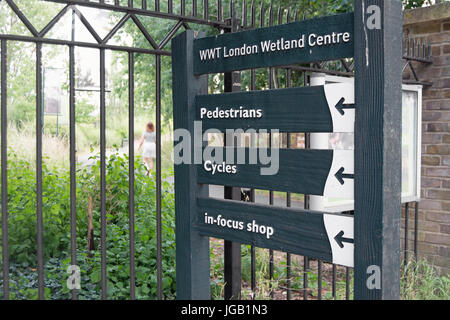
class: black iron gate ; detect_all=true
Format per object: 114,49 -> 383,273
0,0 -> 427,300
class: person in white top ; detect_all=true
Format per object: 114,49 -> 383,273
138,122 -> 156,176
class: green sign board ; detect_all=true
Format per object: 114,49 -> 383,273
172,0 -> 402,300
193,13 -> 354,74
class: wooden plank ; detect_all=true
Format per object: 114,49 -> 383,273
354,0 -> 402,300
195,197 -> 354,267
196,197 -> 332,261
196,83 -> 355,133
172,30 -> 210,300
197,148 -> 354,198
193,12 -> 354,74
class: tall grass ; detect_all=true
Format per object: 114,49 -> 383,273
7,122 -> 70,168
401,258 -> 449,300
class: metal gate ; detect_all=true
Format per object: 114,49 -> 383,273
0,0 -> 428,300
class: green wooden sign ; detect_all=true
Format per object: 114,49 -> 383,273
196,83 -> 354,133
172,0 -> 402,300
196,197 -> 354,267
198,148 -> 354,198
193,12 -> 354,74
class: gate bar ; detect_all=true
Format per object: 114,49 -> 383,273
69,43 -> 77,300
156,54 -> 163,300
44,0 -> 229,28
100,48 -> 107,300
1,39 -> 9,300
36,42 -> 45,300
0,34 -> 170,56
128,52 -> 136,300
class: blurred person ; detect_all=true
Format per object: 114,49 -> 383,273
138,122 -> 156,176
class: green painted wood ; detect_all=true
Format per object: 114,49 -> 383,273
195,197 -> 333,262
196,86 -> 333,132
194,12 -> 354,74
197,148 -> 333,195
354,0 -> 402,300
172,30 -> 210,300
223,18 -> 243,301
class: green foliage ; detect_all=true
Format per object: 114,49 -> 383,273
0,149 -> 176,299
401,258 -> 449,300
403,0 -> 427,9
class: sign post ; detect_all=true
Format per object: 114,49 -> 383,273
172,0 -> 402,300
172,31 -> 210,299
354,0 -> 402,299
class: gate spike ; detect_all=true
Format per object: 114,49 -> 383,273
268,2 -> 273,26
277,6 -> 282,25
250,0 -> 255,28
242,0 -> 247,27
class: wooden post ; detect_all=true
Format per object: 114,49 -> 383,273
172,30 -> 210,299
354,0 -> 402,299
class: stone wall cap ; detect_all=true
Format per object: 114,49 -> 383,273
404,2 -> 450,26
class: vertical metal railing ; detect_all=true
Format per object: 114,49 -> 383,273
69,42 -> 78,300
1,39 -> 9,300
100,48 -> 107,299
128,51 -> 136,300
155,54 -> 163,301
36,42 -> 45,300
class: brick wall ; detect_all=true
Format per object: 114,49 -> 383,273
403,3 -> 450,275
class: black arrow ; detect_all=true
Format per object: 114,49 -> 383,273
334,230 -> 354,248
335,167 -> 354,185
335,97 -> 355,115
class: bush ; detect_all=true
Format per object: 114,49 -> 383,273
0,149 -> 176,299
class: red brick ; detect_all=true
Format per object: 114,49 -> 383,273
426,211 -> 450,223
443,202 -> 450,212
439,246 -> 450,258
411,23 -> 442,34
419,199 -> 442,211
441,67 -> 450,77
422,155 -> 441,166
426,145 -> 450,154
425,167 -> 450,177
444,22 -> 450,31
443,90 -> 450,99
432,45 -> 442,56
422,177 -> 441,187
422,111 -> 442,121
427,189 -> 450,200
444,44 -> 450,54
417,243 -> 440,255
443,179 -> 450,189
424,232 -> 450,245
440,224 -> 450,234
424,99 -> 450,110
443,156 -> 450,166
423,88 -> 443,99
427,123 -> 450,132
432,55 -> 450,67
422,133 -> 442,144
428,32 -> 449,45
421,220 -> 442,233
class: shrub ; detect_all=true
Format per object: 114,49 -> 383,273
0,149 -> 176,299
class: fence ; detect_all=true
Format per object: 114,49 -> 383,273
0,0 -> 429,300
